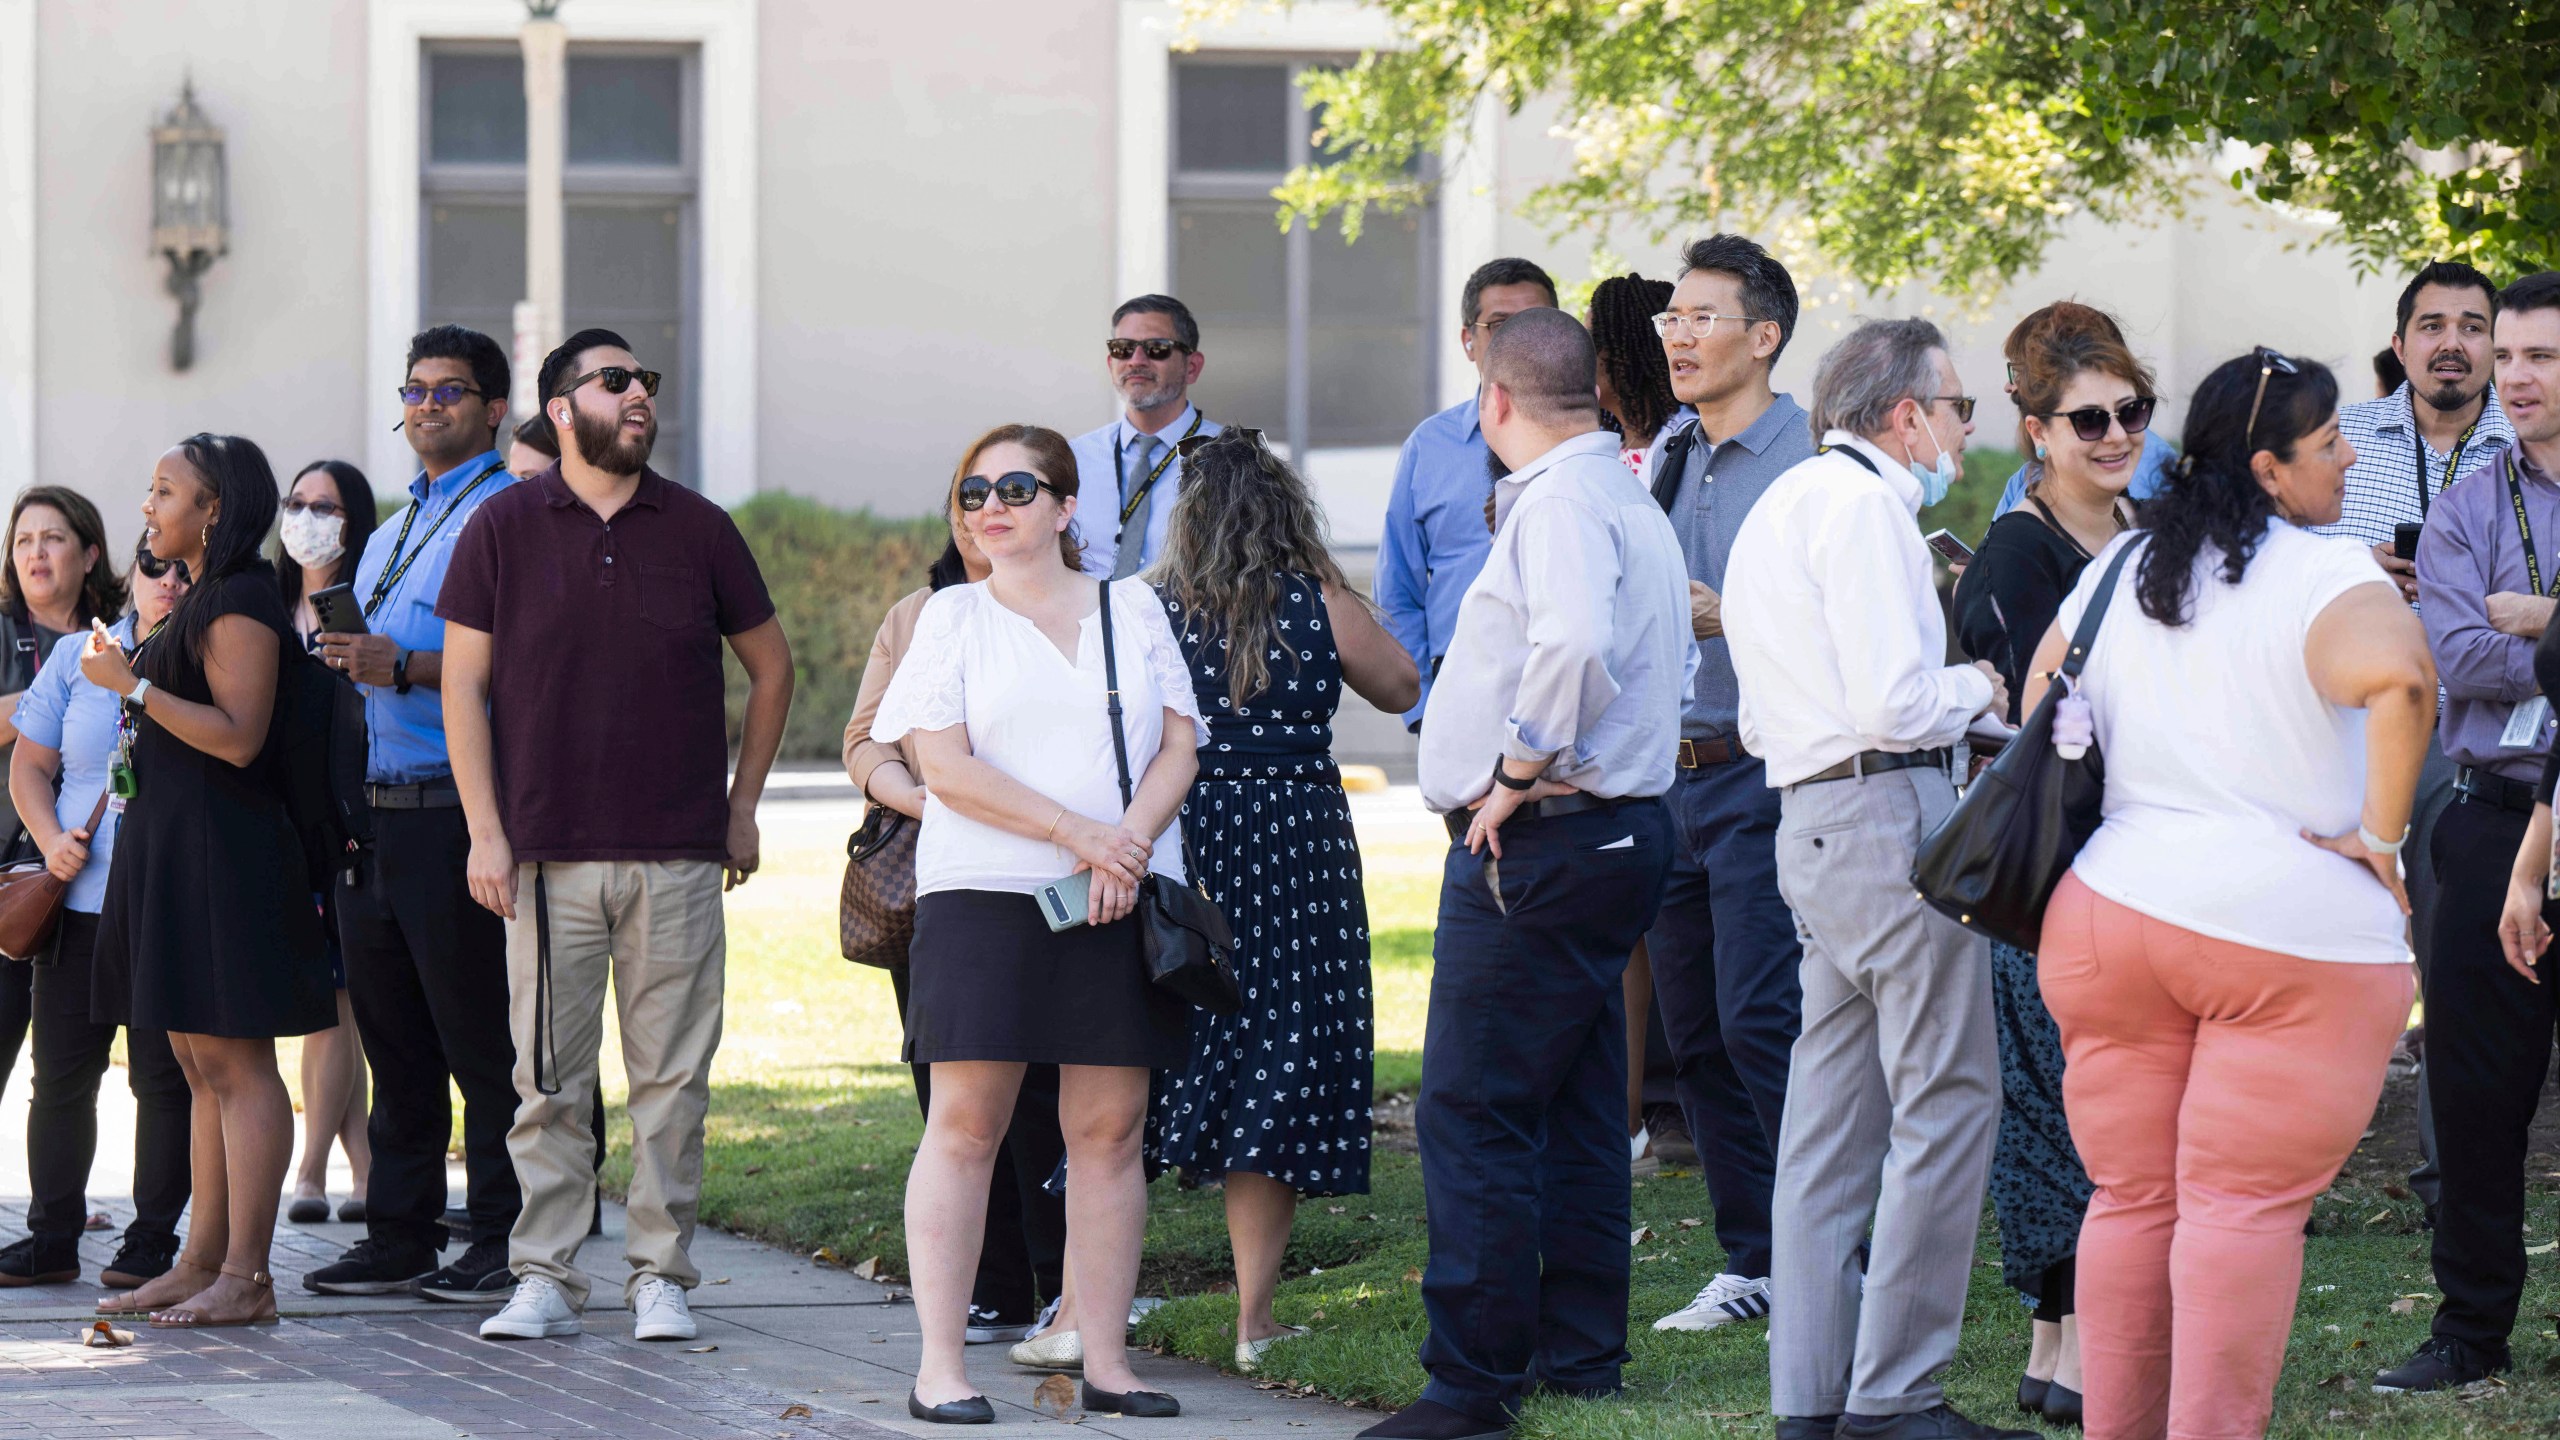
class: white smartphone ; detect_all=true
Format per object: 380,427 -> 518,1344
1923,528 -> 1975,565
1036,870 -> 1094,931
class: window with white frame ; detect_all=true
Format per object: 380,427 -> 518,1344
420,45 -> 699,485
1169,57 -> 1437,458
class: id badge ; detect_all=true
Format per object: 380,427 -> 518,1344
2501,695 -> 2552,749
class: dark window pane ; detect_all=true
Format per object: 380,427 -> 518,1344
566,201 -> 689,485
423,201 -> 526,332
569,54 -> 684,167
1173,202 -> 1287,432
429,52 -> 526,164
1175,63 -> 1288,174
1309,213 -> 1429,447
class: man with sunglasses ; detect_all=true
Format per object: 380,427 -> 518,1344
1067,294 -> 1222,580
1377,257 -> 1559,729
441,327 -> 794,1344
304,324 -> 530,1304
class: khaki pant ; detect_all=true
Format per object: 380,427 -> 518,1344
502,858 -> 726,1308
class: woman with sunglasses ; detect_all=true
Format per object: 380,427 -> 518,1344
1950,300 -> 2156,1424
2022,349 -> 2429,1437
872,424 -> 1202,1423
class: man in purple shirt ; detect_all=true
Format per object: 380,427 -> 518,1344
440,327 -> 795,1346
2388,270 -> 2560,1393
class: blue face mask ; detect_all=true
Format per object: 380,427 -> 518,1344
1906,425 -> 1958,507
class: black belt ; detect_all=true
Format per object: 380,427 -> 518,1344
365,776 -> 462,810
1444,790 -> 1616,841
1678,737 -> 1746,768
2454,765 -> 2538,816
1795,748 -> 1953,787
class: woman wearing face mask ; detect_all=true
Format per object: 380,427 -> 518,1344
274,460 -> 380,1227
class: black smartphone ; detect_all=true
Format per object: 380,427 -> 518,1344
2393,522 -> 2424,561
310,583 -> 368,636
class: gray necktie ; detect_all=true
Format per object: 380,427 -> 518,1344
1113,434 -> 1164,579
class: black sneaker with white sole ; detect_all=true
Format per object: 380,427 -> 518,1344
416,1238 -> 514,1302
964,1303 -> 1036,1344
303,1237 -> 440,1295
2373,1334 -> 2508,1392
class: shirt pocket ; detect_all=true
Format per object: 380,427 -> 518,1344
635,562 -> 706,632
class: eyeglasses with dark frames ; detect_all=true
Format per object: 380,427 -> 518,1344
957,471 -> 1065,512
2038,396 -> 2156,444
1106,338 -> 1193,362
1927,394 -> 1979,424
2243,346 -> 2299,450
396,381 -> 487,406
552,365 -> 663,401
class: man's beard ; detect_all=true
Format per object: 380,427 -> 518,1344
572,401 -> 657,475
1118,376 -> 1184,414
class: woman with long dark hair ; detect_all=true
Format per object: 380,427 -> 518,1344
1587,273 -> 1679,475
276,459 -> 379,1226
83,434 -> 333,1327
2023,352 -> 2432,1435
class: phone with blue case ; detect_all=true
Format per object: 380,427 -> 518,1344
1036,870 -> 1093,931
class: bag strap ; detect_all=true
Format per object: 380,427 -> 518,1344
78,786 -> 108,836
2059,541 -> 2142,681
1648,423 -> 1696,513
1098,579 -> 1136,810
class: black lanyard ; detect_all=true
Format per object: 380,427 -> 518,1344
2411,392 -> 2482,518
1118,411 -> 1204,526
2506,453 -> 2558,599
365,461 -> 502,619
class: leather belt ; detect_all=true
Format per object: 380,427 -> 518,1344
1444,790 -> 1615,841
2454,765 -> 2538,816
366,776 -> 462,810
1679,737 -> 1743,768
1794,748 -> 1953,787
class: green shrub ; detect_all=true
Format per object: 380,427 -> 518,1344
723,495 -> 950,763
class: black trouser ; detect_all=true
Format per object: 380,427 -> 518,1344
0,957 -> 28,1098
23,912 -> 191,1242
2424,796 -> 2560,1355
338,804 -> 522,1250
892,965 -> 1067,1319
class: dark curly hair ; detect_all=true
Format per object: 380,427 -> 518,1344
2135,350 -> 2340,627
1587,273 -> 1676,441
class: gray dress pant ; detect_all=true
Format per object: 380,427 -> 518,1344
1767,765 -> 1999,1419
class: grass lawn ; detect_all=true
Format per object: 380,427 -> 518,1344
626,794 -> 2560,1438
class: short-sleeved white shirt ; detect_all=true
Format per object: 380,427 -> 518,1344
872,577 -> 1206,898
2061,523 -> 2405,965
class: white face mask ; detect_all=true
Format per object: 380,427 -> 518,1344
279,509 -> 345,570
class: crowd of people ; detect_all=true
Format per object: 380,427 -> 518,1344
0,237 -> 2553,1440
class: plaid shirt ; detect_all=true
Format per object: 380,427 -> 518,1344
2316,382 -> 2515,552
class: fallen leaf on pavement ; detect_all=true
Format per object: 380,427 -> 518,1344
1034,1374 -> 1079,1418
685,1344 -> 719,1353
706,1276 -> 731,1285
2525,1241 -> 2556,1256
851,1256 -> 884,1280
78,1322 -> 134,1348
2390,1299 -> 2416,1314
1402,1268 -> 1422,1286
1630,1226 -> 1656,1245
810,1246 -> 841,1265
1677,1218 -> 1704,1229
780,1405 -> 812,1420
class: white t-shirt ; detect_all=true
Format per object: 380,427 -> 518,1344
2061,523 -> 2405,965
871,577 -> 1206,898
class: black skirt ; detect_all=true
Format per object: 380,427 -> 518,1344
903,889 -> 1188,1068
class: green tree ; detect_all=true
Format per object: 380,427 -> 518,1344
1214,0 -> 2559,294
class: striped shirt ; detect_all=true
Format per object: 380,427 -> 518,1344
2316,383 -> 2514,552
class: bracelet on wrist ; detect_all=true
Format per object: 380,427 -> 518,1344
1045,808 -> 1066,841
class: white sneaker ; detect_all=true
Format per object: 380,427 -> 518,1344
1235,1323 -> 1307,1373
631,1276 -> 697,1341
1652,1273 -> 1771,1332
1009,1301 -> 1083,1371
478,1274 -> 582,1340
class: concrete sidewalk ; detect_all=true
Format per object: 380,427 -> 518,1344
0,1063 -> 1375,1438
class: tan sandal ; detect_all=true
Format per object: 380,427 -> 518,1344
149,1263 -> 279,1329
98,1253 -> 221,1316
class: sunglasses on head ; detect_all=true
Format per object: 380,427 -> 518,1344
957,471 -> 1064,512
552,365 -> 663,401
2040,396 -> 2156,444
2243,346 -> 2299,450
1105,338 -> 1192,362
397,381 -> 487,406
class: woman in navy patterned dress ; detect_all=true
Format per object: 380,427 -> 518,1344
1149,430 -> 1419,1372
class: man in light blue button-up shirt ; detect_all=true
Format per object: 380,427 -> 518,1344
1068,295 -> 1223,580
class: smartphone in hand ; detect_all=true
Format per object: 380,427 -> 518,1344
1923,528 -> 1976,566
310,583 -> 369,637
1036,870 -> 1094,931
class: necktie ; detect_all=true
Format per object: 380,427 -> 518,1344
1113,434 -> 1164,580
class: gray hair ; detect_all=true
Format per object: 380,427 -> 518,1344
1811,317 -> 1948,437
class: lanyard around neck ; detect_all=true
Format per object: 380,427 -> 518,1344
1119,411 -> 1204,527
2506,452 -> 2558,599
366,462 -> 501,619
2411,391 -> 2483,519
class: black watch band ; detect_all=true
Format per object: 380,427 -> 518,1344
393,649 -> 412,695
1491,758 -> 1538,792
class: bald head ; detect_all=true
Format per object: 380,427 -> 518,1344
1484,308 -> 1601,426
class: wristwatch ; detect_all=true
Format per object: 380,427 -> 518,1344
393,649 -> 412,695
1490,758 -> 1538,792
124,677 -> 154,715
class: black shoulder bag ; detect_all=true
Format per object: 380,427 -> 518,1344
1097,579 -> 1242,1014
1910,540 -> 2140,951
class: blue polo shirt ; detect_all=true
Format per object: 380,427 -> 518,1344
1375,396 -> 1493,728
14,620 -> 133,914
350,450 -> 518,783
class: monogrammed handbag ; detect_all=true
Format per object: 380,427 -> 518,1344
838,802 -> 918,969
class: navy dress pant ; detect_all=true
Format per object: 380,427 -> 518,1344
1417,798 -> 1675,1426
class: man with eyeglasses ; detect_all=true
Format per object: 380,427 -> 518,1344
1377,257 -> 1559,729
304,324 -> 530,1305
1631,235 -> 1814,1338
1067,294 -> 1223,580
441,327 -> 794,1344
1723,318 -> 2029,1440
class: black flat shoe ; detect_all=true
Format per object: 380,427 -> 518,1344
1081,1381 -> 1181,1418
285,1197 -> 330,1225
2040,1383 -> 2082,1429
2016,1376 -> 2050,1415
906,1390 -> 994,1425
337,1198 -> 367,1224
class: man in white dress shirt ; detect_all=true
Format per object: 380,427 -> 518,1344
1721,318 -> 2027,1440
1364,309 -> 1692,1440
1068,294 -> 1224,579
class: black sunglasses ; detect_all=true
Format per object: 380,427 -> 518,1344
132,548 -> 187,582
2040,396 -> 2156,444
397,381 -> 486,406
1174,426 -> 1269,463
2244,346 -> 2299,449
552,365 -> 663,401
1105,338 -> 1192,363
958,471 -> 1064,512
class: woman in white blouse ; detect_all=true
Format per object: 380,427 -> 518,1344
873,424 -> 1203,1425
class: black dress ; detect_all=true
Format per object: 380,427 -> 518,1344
1150,572 -> 1374,1196
96,566 -> 331,1039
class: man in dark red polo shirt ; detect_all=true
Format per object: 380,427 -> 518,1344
437,327 -> 794,1344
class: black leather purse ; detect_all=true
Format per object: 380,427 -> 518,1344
1097,579 -> 1242,1015
1911,541 -> 2140,951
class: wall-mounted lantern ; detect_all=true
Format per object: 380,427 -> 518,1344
150,80 -> 227,372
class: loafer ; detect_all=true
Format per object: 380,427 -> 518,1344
1775,1420 -> 1842,1440
1081,1381 -> 1180,1418
336,1197 -> 367,1224
2015,1376 -> 2049,1414
2040,1381 -> 2082,1428
284,1196 -> 332,1225
1838,1403 -> 2036,1440
907,1390 -> 994,1425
